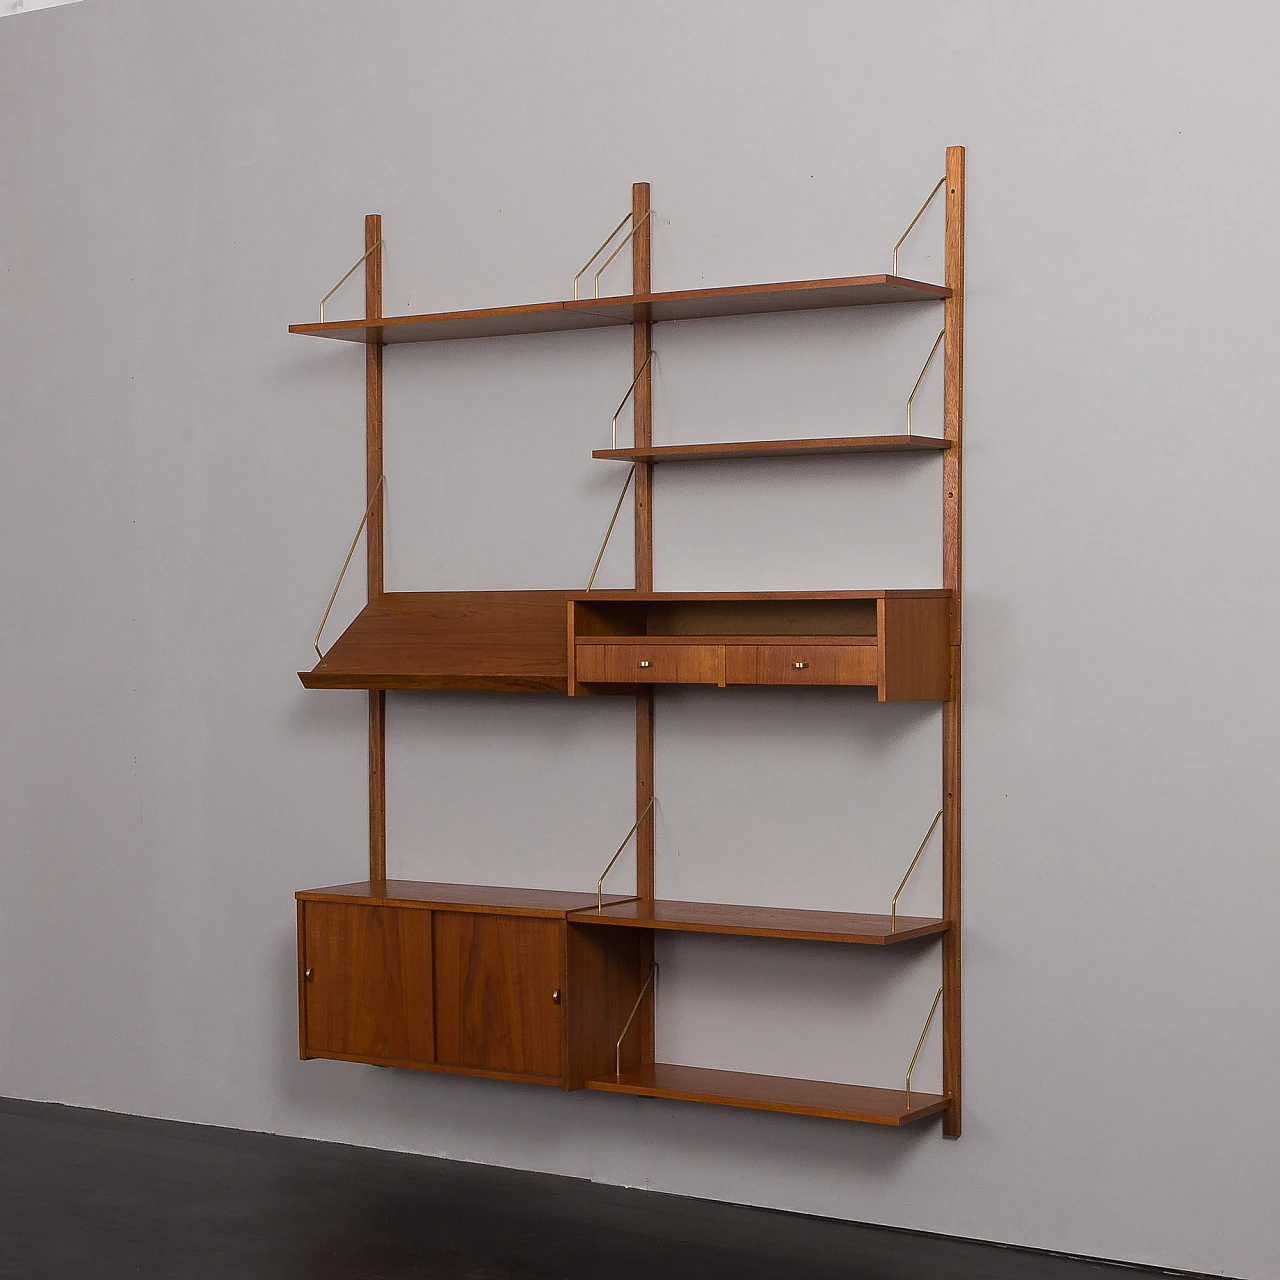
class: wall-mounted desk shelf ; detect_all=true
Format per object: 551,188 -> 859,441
290,147 -> 965,1133
300,590 -> 572,693
288,274 -> 948,346
593,435 -> 950,463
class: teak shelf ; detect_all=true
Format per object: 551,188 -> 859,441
291,146 -> 965,1134
288,274 -> 948,345
584,1063 -> 950,1127
593,435 -> 950,462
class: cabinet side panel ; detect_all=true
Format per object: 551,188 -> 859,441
880,597 -> 951,701
297,900 -> 310,1060
564,924 -> 644,1089
434,912 -> 562,1078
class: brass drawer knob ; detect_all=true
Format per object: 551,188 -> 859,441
793,661 -> 809,670
552,988 -> 562,1005
637,660 -> 651,669
304,968 -> 314,982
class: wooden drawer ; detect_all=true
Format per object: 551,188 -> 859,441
576,643 -> 722,684
726,644 -> 878,687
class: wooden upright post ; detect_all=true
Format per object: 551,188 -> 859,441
941,147 -> 964,1137
365,214 -> 387,885
631,182 -> 656,1064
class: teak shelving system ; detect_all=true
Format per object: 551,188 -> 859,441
290,146 -> 964,1134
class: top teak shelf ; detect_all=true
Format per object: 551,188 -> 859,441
289,275 -> 949,345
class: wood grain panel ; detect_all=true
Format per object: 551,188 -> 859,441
433,913 -> 562,1078
297,881 -> 625,917
288,275 -> 950,345
942,143 -> 965,1139
584,1062 -> 949,1126
754,645 -> 879,686
878,597 -> 952,701
593,435 -> 950,462
574,644 -> 723,684
301,901 -> 433,1065
301,591 -> 571,692
568,899 -> 948,945
564,923 -> 644,1089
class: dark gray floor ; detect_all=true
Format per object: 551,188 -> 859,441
0,1097 -> 1210,1280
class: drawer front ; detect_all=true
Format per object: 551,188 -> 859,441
734,645 -> 879,687
577,644 -> 721,684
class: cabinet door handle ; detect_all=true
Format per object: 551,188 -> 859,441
552,988 -> 562,1005
304,968 -> 314,982
637,660 -> 651,669
793,661 -> 809,670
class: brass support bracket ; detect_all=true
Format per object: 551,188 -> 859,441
891,176 -> 945,278
585,464 -> 636,591
890,808 -> 942,931
905,330 -> 945,437
616,960 -> 659,1078
596,796 -> 656,911
612,351 -> 653,448
314,475 -> 385,659
574,209 -> 652,300
318,239 -> 384,322
905,984 -> 944,1109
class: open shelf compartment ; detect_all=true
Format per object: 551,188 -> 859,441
568,898 -> 947,945
569,591 -> 952,702
289,275 -> 949,345
584,1062 -> 949,1126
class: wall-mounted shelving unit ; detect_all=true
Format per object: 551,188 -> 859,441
291,146 -> 964,1135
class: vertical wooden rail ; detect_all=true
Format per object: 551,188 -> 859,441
365,214 -> 387,885
631,182 -> 656,1065
941,147 -> 964,1137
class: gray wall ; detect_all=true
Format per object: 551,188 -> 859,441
2,3 -> 1277,1276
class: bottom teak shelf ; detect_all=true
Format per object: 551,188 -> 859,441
584,1062 -> 948,1126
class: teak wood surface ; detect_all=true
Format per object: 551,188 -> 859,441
593,435 -> 950,462
365,214 -> 386,883
289,275 -> 949,345
300,901 -> 433,1065
567,899 -> 948,945
433,913 -> 562,1078
301,590 -> 572,692
296,881 -> 629,918
584,1063 -> 949,1126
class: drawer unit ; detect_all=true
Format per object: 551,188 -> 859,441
726,643 -> 878,686
576,643 -> 722,684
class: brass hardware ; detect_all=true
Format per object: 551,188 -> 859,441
616,961 -> 659,1078
552,988 -> 562,1005
638,660 -> 652,669
891,176 -> 945,278
905,985 -> 944,1109
574,209 -> 653,300
611,351 -> 653,448
905,330 -> 945,438
314,476 -> 386,659
585,463 -> 636,591
597,795 -> 657,911
304,968 -> 314,983
891,808 -> 943,932
318,238 -> 383,322
793,661 -> 808,670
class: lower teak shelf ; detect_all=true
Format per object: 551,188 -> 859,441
585,1063 -> 949,1126
296,881 -> 950,1127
